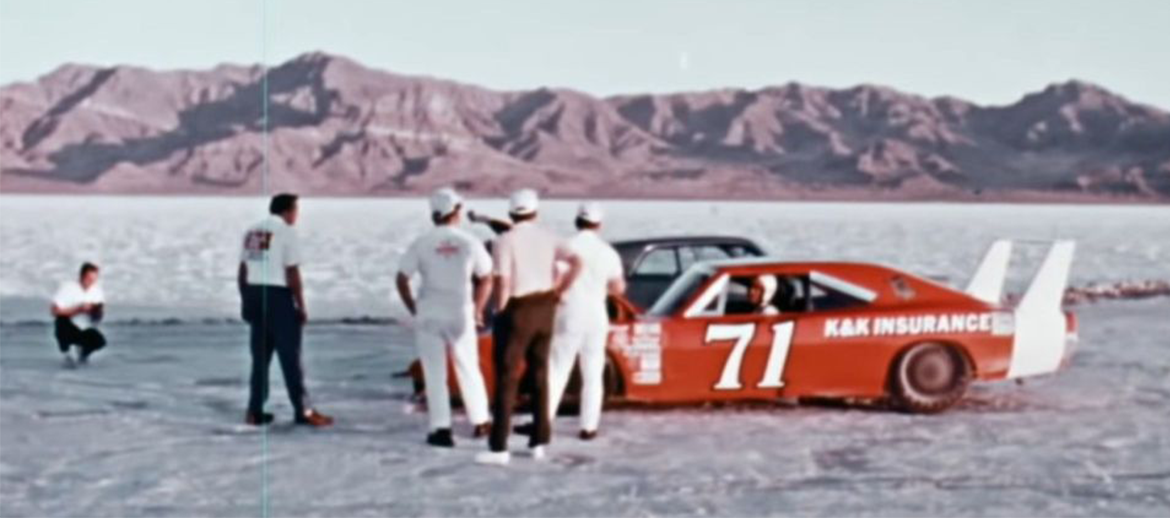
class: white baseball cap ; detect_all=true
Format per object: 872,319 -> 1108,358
429,187 -> 463,218
577,202 -> 604,224
509,188 -> 539,216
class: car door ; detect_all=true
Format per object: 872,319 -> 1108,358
655,273 -> 802,402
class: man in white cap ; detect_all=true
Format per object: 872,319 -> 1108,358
546,202 -> 625,441
476,189 -> 582,465
397,187 -> 493,448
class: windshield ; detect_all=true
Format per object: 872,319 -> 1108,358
648,268 -> 712,317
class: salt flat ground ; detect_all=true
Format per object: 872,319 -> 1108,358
1,197 -> 1168,517
1,299 -> 1168,517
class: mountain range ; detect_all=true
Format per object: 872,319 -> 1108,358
2,52 -> 1168,201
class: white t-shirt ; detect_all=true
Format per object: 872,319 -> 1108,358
493,221 -> 572,300
240,215 -> 302,287
53,281 -> 105,330
399,225 -> 493,320
556,230 -> 624,333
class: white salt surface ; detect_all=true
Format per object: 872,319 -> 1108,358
1,196 -> 1167,322
1,300 -> 1168,517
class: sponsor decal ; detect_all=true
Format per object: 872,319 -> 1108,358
633,371 -> 662,385
621,323 -> 663,385
633,322 -> 662,337
823,312 -> 1012,339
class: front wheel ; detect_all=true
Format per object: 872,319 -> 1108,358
890,342 -> 971,413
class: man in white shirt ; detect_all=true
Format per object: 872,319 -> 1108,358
396,188 -> 493,448
238,193 -> 332,428
476,189 -> 583,466
547,203 -> 626,440
51,262 -> 107,367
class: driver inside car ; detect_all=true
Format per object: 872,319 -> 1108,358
749,275 -> 780,315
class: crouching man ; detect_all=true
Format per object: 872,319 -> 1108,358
397,188 -> 493,447
51,262 -> 106,367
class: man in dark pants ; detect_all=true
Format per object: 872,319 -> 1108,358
51,262 -> 106,367
476,189 -> 582,466
238,193 -> 332,427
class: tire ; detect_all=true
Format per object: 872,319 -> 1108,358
890,342 -> 971,413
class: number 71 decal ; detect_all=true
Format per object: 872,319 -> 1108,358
704,322 -> 795,390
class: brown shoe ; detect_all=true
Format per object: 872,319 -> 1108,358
295,409 -> 334,427
472,422 -> 492,438
579,429 -> 598,441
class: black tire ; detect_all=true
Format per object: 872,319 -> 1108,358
890,342 -> 971,413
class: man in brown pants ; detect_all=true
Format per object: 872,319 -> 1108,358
476,189 -> 581,466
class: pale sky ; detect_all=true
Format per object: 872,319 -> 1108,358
1,0 -> 1167,108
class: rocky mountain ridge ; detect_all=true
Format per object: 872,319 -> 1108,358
2,52 -> 1167,200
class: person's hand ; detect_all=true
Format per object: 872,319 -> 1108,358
80,303 -> 94,313
475,312 -> 486,330
296,308 -> 308,325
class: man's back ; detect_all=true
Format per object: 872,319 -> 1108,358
401,226 -> 491,314
493,221 -> 562,299
560,231 -> 622,313
241,216 -> 300,287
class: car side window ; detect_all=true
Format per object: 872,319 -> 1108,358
678,245 -> 730,271
723,245 -> 753,258
634,248 -> 679,276
808,282 -> 869,311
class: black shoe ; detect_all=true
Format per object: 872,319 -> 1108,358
472,422 -> 491,439
513,422 -> 535,436
579,429 -> 598,441
426,428 -> 455,448
245,412 -> 275,426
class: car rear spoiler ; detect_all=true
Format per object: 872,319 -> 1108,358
965,239 -> 1076,307
966,239 -> 1077,378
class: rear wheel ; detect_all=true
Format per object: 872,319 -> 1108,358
890,342 -> 971,413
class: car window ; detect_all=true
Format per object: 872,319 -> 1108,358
649,270 -> 712,316
635,248 -> 679,276
724,245 -> 755,258
678,245 -> 731,271
808,282 -> 869,311
699,274 -> 811,316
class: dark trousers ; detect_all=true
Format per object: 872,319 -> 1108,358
489,291 -> 558,451
243,285 -> 309,417
54,317 -> 106,358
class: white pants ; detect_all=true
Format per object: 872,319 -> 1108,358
414,316 -> 490,430
548,324 -> 609,432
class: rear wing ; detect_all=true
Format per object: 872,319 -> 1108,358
965,239 -> 1077,378
965,239 -> 1076,309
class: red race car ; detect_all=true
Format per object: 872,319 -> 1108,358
409,239 -> 1077,413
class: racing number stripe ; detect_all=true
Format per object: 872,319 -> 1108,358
705,324 -> 755,390
758,322 -> 795,388
705,322 -> 796,391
